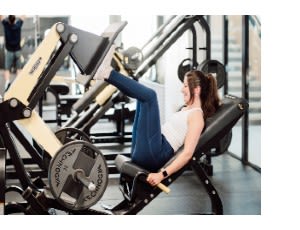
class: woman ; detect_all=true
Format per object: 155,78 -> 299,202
95,45 -> 220,187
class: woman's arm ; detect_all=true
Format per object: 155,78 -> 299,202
147,110 -> 204,186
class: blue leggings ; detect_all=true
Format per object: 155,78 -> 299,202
107,70 -> 174,171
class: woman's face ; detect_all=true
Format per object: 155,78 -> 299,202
181,77 -> 191,105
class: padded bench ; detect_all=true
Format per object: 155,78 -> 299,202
42,83 -> 83,126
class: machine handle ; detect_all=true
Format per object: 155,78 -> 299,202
157,183 -> 171,194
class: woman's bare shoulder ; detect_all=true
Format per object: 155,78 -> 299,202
188,109 -> 204,124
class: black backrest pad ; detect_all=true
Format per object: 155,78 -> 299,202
195,95 -> 248,156
49,83 -> 69,95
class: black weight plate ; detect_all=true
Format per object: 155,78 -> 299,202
122,46 -> 143,70
199,59 -> 226,89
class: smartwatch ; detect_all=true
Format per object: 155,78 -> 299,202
162,169 -> 168,178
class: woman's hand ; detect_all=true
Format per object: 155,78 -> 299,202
146,172 -> 164,186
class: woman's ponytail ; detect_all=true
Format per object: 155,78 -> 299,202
200,73 -> 221,119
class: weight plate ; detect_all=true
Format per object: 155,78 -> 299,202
122,46 -> 143,70
48,140 -> 108,210
208,130 -> 232,156
198,59 -> 226,89
55,127 -> 91,144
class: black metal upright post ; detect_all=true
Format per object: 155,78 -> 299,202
190,26 -> 198,67
241,15 -> 249,163
199,16 -> 211,60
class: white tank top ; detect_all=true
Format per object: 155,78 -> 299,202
162,107 -> 203,152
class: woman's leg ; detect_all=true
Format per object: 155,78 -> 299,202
131,101 -> 140,153
106,70 -> 163,171
106,70 -> 156,102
